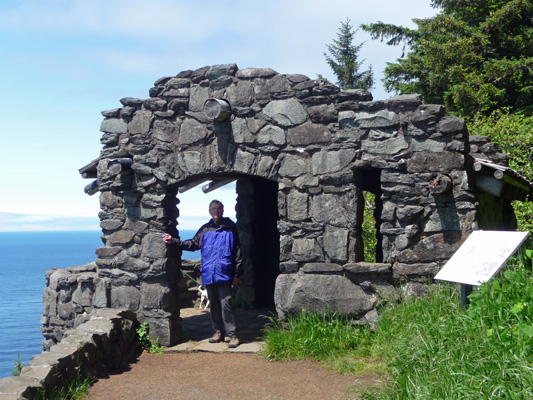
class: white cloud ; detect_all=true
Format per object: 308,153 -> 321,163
0,0 -> 439,231
0,212 -> 100,232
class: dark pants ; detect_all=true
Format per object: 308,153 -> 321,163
206,284 -> 237,339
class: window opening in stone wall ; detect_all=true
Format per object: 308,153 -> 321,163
355,169 -> 384,263
362,191 -> 378,262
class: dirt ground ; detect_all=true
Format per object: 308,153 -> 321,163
87,352 -> 380,400
86,307 -> 382,399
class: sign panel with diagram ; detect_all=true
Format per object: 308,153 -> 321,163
435,231 -> 529,286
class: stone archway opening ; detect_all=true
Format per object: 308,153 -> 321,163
166,173 -> 280,311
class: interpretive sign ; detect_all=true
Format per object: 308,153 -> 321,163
435,230 -> 529,286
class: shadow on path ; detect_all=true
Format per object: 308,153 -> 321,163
169,307 -> 277,353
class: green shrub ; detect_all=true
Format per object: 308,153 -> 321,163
362,191 -> 378,263
10,353 -> 27,376
136,321 -> 164,354
468,110 -> 533,235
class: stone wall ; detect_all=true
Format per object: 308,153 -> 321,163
0,309 -> 139,400
42,260 -> 201,351
40,63 -> 519,346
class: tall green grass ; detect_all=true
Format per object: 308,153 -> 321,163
263,249 -> 533,399
263,309 -> 373,362
34,370 -> 95,400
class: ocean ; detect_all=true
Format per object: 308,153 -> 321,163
0,229 -> 199,379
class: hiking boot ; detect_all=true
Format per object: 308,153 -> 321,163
209,332 -> 224,343
228,337 -> 240,348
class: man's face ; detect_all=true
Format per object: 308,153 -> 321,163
210,203 -> 224,223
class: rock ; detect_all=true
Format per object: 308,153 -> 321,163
263,98 -> 308,127
274,272 -> 377,319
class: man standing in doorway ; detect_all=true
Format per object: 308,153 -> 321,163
163,200 -> 242,348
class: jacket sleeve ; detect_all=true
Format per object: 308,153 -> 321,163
232,224 -> 243,278
178,225 -> 206,252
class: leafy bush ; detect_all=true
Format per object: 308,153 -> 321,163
10,353 -> 27,376
136,321 -> 164,354
468,110 -> 533,235
362,191 -> 378,263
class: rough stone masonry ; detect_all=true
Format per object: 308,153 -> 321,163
41,63 -> 530,349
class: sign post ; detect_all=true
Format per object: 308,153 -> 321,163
435,231 -> 529,308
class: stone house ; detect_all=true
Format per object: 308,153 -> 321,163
41,64 -> 532,348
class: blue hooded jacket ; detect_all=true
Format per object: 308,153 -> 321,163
175,217 -> 242,285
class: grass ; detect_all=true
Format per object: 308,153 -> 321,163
262,308 -> 386,376
35,369 -> 95,400
262,248 -> 533,399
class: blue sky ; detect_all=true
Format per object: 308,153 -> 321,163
0,0 -> 437,232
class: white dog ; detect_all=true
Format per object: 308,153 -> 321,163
197,286 -> 210,310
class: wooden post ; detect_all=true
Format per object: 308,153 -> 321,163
461,284 -> 473,309
108,158 -> 133,176
84,180 -> 100,196
203,99 -> 231,121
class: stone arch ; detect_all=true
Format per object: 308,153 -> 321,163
88,64 -> 368,344
53,63 -> 528,348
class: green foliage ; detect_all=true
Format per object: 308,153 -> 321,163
262,309 -> 373,363
35,369 -> 95,400
136,321 -> 164,354
362,0 -> 533,117
468,110 -> 533,181
10,353 -> 27,376
468,110 -> 533,234
320,18 -> 374,90
362,192 -> 378,263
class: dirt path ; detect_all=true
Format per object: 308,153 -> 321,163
87,352 -> 378,400
87,307 -> 382,399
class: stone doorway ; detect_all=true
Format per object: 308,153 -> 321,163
170,175 -> 280,310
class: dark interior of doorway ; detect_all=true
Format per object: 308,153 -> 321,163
174,175 -> 280,309
246,178 -> 279,308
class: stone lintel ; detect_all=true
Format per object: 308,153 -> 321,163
301,263 -> 342,273
343,262 -> 392,275
393,262 -> 440,278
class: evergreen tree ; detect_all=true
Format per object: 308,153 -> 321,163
363,1 -> 533,235
362,0 -> 533,117
320,19 -> 374,90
